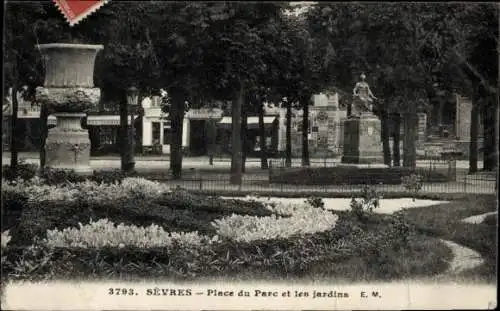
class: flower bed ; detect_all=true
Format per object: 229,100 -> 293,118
2,178 -> 276,245
1,211 -> 451,282
1,177 -> 454,282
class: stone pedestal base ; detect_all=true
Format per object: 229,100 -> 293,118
341,112 -> 384,164
44,113 -> 92,174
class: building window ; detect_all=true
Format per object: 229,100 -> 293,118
312,126 -> 319,133
152,122 -> 161,145
101,127 -> 115,145
163,122 -> 172,144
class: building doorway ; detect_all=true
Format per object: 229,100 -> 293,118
189,120 -> 207,155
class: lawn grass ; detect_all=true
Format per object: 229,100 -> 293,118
400,194 -> 497,283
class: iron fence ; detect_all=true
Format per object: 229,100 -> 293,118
150,174 -> 496,195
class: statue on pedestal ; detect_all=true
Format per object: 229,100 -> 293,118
351,73 -> 377,117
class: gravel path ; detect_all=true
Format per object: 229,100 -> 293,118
224,196 -> 448,214
461,211 -> 498,224
440,239 -> 485,275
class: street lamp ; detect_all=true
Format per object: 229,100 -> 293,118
126,86 -> 139,171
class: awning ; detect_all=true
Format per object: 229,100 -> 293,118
86,115 -> 138,126
47,115 -> 138,126
217,116 -> 277,129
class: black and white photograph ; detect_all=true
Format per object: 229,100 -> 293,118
1,1 -> 498,309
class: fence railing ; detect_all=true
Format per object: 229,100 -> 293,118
149,175 -> 496,195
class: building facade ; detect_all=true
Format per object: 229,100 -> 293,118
7,90 -> 477,158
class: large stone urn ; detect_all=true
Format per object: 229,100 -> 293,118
35,43 -> 103,173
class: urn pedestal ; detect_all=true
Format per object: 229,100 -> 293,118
35,43 -> 104,174
341,112 -> 384,164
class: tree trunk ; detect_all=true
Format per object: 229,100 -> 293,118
469,82 -> 479,173
258,103 -> 268,169
230,84 -> 243,185
483,95 -> 496,171
285,102 -> 292,167
402,111 -> 418,168
170,88 -> 185,179
39,102 -> 49,169
301,95 -> 310,166
10,86 -> 19,173
119,96 -> 128,171
241,107 -> 247,173
207,120 -> 217,165
381,108 -> 391,166
494,93 -> 499,171
437,99 -> 444,126
392,113 -> 401,167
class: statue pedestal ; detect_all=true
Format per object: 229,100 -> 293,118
45,113 -> 92,174
341,112 -> 384,164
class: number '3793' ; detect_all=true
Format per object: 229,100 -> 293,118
108,288 -> 136,295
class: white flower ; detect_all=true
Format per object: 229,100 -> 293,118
44,219 -> 215,249
212,202 -> 339,243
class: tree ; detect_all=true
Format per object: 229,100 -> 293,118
457,4 -> 499,171
265,5 -> 337,168
4,2 -> 55,172
316,3 -> 484,168
430,3 -> 498,171
192,2 -> 288,183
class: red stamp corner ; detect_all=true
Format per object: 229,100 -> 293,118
53,0 -> 109,26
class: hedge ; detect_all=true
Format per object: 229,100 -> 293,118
269,166 -> 450,185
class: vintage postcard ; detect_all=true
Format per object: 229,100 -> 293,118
1,1 -> 498,310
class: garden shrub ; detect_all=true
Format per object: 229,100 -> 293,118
90,169 -> 133,184
40,167 -> 86,185
269,166 -> 448,185
482,213 -> 497,227
212,203 -> 339,242
2,162 -> 38,181
45,218 -> 220,249
3,177 -> 171,204
1,184 -> 29,232
156,188 -> 275,217
305,196 -> 325,209
402,173 -> 423,201
349,185 -> 381,221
